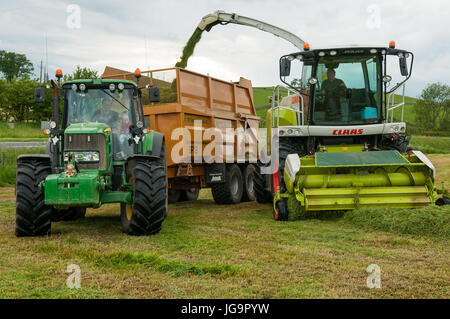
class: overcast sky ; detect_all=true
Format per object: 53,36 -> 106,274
0,0 -> 449,97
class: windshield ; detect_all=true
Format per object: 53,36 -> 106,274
65,88 -> 138,160
312,55 -> 381,125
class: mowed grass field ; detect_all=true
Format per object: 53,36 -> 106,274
0,187 -> 448,299
0,151 -> 449,299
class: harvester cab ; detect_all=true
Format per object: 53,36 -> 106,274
255,42 -> 438,220
15,70 -> 168,237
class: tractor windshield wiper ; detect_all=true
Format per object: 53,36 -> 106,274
101,90 -> 129,111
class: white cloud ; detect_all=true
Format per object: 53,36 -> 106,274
0,0 -> 448,96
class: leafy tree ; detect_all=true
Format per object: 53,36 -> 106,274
414,82 -> 450,131
290,78 -> 301,87
0,79 -> 52,122
63,65 -> 99,81
0,50 -> 34,83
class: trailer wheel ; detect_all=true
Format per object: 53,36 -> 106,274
273,199 -> 289,221
211,164 -> 243,204
15,159 -> 53,237
254,163 -> 273,204
241,164 -> 256,202
168,190 -> 181,204
52,208 -> 86,222
121,159 -> 167,236
179,188 -> 200,202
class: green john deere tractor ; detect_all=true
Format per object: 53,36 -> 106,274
15,71 -> 167,236
254,42 -> 440,219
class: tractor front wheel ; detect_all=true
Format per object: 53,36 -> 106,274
121,160 -> 167,236
15,158 -> 53,237
273,199 -> 289,221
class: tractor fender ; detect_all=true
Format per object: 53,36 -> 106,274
142,131 -> 165,158
17,154 -> 51,164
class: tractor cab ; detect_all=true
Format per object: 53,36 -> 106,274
62,79 -> 143,161
275,42 -> 413,133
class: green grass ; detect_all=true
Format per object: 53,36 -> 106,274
0,148 -> 45,187
0,188 -> 449,298
0,122 -> 44,139
409,136 -> 450,154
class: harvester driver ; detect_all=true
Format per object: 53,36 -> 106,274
321,69 -> 347,119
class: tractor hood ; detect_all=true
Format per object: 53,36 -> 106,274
65,122 -> 110,134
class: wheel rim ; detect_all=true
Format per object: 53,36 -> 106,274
231,174 -> 239,196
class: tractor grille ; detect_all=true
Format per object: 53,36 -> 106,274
64,133 -> 107,169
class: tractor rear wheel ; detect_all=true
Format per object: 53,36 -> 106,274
52,208 -> 86,222
241,164 -> 256,202
15,158 -> 53,237
121,159 -> 167,236
211,164 -> 243,204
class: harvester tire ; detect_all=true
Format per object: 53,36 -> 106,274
52,208 -> 86,222
279,139 -> 303,191
273,199 -> 289,221
179,188 -> 200,202
211,164 -> 243,204
241,164 -> 257,202
15,159 -> 53,237
254,163 -> 273,204
121,159 -> 167,236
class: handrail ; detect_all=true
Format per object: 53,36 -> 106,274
387,83 -> 406,123
271,85 -> 304,128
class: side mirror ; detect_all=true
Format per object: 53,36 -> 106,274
148,86 -> 160,103
34,87 -> 46,103
280,57 -> 291,77
399,56 -> 408,76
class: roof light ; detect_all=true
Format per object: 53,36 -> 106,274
381,49 -> 387,54
370,49 -> 377,54
318,51 -> 325,56
389,40 -> 395,48
118,83 -> 125,90
55,69 -> 63,78
79,83 -> 86,91
71,84 -> 77,91
109,83 -> 116,92
303,42 -> 310,51
330,50 -> 337,56
134,68 -> 141,77
287,55 -> 295,61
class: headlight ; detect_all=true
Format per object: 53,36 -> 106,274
287,129 -> 293,135
79,83 -> 86,91
64,151 -> 100,163
71,84 -> 77,91
109,83 -> 116,92
136,121 -> 144,129
50,121 -> 56,129
118,83 -> 125,91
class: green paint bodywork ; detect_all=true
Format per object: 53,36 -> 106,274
276,150 -> 438,212
42,79 -> 158,212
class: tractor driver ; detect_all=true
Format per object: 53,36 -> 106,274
93,96 -> 119,128
321,69 -> 347,119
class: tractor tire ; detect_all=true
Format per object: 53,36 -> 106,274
241,164 -> 256,202
273,199 -> 289,221
121,159 -> 167,236
179,188 -> 200,202
278,138 -> 303,191
15,158 -> 53,237
52,208 -> 86,222
168,190 -> 181,204
254,163 -> 273,204
211,164 -> 243,204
